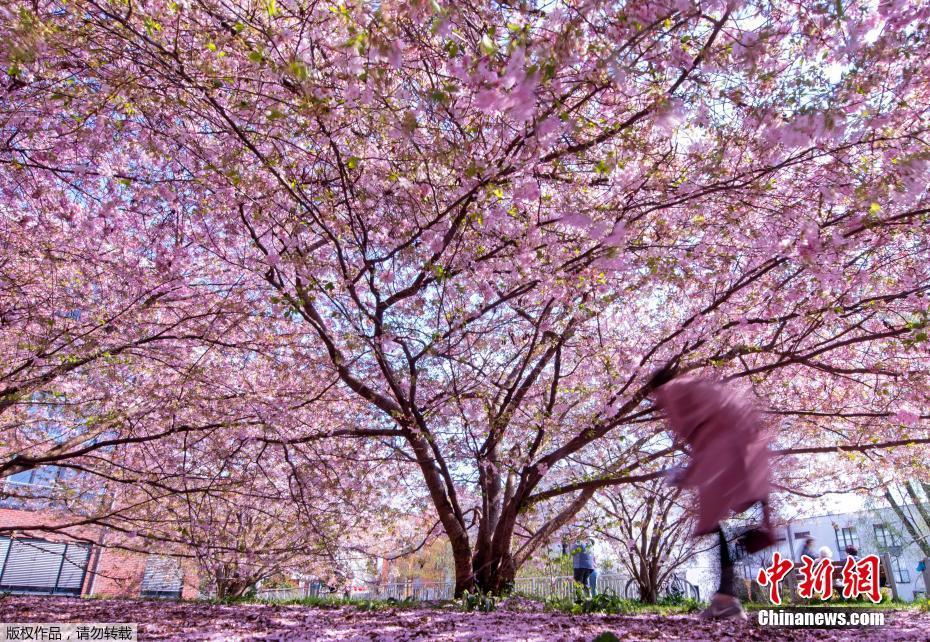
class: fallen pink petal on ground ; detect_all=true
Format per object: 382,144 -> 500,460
1,597 -> 928,641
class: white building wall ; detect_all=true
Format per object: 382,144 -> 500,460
683,506 -> 929,602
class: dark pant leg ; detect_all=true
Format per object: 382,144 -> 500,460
574,568 -> 592,593
717,527 -> 736,597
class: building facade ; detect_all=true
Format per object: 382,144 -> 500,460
0,473 -> 198,600
683,504 -> 930,602
761,506 -> 928,601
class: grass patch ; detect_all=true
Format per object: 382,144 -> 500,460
543,588 -> 703,615
145,588 -> 927,615
213,594 -> 431,611
457,589 -> 498,612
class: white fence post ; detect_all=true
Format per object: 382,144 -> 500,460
254,572 -> 702,604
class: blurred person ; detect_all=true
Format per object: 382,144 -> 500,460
588,568 -> 599,597
798,537 -> 816,562
817,545 -> 840,594
572,537 -> 596,596
649,365 -> 774,621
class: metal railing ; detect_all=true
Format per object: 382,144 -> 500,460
254,580 -> 456,602
255,572 -> 700,603
514,575 -> 581,599
252,586 -> 315,601
513,573 -> 695,600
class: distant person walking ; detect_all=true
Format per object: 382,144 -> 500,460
572,538 -> 596,596
649,365 -> 774,621
798,537 -> 816,562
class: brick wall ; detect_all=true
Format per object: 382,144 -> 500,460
89,549 -> 201,599
0,506 -> 101,542
1,506 -> 199,599
88,547 -> 148,597
180,560 -> 201,599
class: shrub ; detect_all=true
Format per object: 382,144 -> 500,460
458,589 -> 497,612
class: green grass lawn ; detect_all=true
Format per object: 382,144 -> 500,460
212,589 -> 930,617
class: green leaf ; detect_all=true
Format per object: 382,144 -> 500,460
480,34 -> 496,55
288,60 -> 308,81
143,16 -> 162,35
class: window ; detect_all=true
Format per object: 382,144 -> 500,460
793,531 -> 811,540
0,538 -> 90,595
6,470 -> 37,485
734,540 -> 747,560
873,524 -> 899,548
889,557 -> 910,584
837,527 -> 860,550
4,467 -> 63,488
140,556 -> 183,599
2,467 -> 74,511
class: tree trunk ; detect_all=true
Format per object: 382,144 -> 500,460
472,460 -> 503,591
906,481 -> 930,533
447,520 -> 476,596
487,554 -> 518,594
405,430 -> 475,595
470,505 -> 518,594
452,550 -> 476,596
640,582 -> 658,604
885,488 -> 930,557
215,576 -> 255,600
440,450 -> 594,596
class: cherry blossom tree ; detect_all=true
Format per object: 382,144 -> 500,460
591,479 -> 705,603
2,0 -> 930,596
882,481 -> 930,558
108,442 -> 362,600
